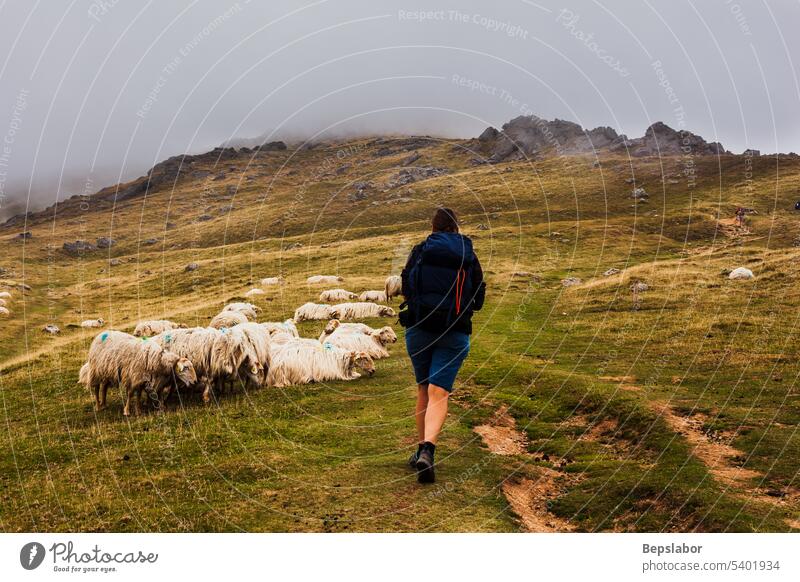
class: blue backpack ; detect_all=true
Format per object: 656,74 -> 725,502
402,232 -> 476,330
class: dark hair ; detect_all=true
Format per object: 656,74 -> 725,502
432,208 -> 459,233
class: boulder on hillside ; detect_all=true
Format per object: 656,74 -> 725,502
729,267 -> 754,280
63,240 -> 97,255
42,324 -> 60,335
15,231 -> 32,240
603,268 -> 620,277
185,262 -> 199,272
96,237 -> 115,249
631,187 -> 648,200
562,277 -> 582,287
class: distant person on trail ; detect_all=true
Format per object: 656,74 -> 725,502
735,206 -> 746,228
399,208 -> 486,483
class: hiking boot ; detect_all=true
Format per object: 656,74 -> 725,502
408,450 -> 420,469
416,443 -> 435,484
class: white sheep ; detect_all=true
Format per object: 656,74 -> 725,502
385,275 -> 402,300
210,310 -> 248,329
319,288 -> 358,303
0,291 -> 11,299
330,302 -> 396,320
81,318 -> 105,328
260,319 -> 299,337
358,290 -> 387,303
0,306 -> 10,317
269,330 -> 296,347
133,320 -> 186,337
80,330 -> 196,416
223,302 -> 260,321
260,276 -> 284,286
244,288 -> 265,298
293,302 -> 334,322
153,327 -> 249,402
323,325 -> 397,359
307,275 -> 343,285
232,322 -> 271,386
318,319 -> 378,341
267,339 -> 375,388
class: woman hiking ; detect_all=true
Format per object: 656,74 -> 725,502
400,208 -> 486,483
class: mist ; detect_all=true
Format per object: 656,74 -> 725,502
1,0 -> 798,222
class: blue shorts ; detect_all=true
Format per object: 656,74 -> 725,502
405,327 -> 470,392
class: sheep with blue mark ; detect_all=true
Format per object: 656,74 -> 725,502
79,330 -> 196,416
267,337 -> 375,388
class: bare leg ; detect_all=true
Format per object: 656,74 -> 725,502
415,384 -> 429,444
423,384 -> 450,444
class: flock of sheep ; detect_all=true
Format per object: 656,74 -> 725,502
0,290 -> 12,317
77,275 -> 404,416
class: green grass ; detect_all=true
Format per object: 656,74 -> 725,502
1,139 -> 799,531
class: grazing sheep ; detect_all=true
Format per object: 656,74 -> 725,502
359,290 -> 387,303
260,319 -> 299,337
260,276 -> 284,286
319,288 -> 358,303
134,320 -> 186,337
385,275 -> 402,300
80,330 -> 196,416
223,302 -> 260,321
324,325 -> 397,359
210,310 -> 248,329
293,302 -> 334,322
267,339 -> 375,387
232,322 -> 271,386
307,275 -> 343,285
153,327 -> 248,402
0,306 -> 9,317
330,302 -> 395,320
81,318 -> 105,328
0,291 -> 11,299
244,288 -> 265,298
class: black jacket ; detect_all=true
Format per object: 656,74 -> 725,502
401,234 -> 485,335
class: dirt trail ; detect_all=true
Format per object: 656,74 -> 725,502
651,401 -> 800,527
652,403 -> 762,489
475,406 -> 575,532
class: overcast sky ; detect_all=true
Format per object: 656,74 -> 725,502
1,0 -> 798,219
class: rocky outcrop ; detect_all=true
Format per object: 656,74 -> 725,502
261,141 -> 287,151
479,116 -> 728,162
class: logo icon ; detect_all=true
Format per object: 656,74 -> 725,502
20,542 -> 46,570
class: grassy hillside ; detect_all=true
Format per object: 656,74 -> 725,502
1,137 -> 799,532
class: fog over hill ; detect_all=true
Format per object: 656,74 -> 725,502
1,1 -> 798,222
